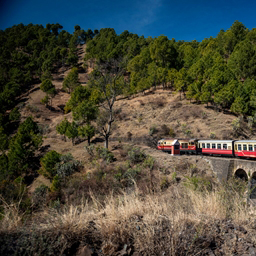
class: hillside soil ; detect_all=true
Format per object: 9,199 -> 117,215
8,44 -> 256,255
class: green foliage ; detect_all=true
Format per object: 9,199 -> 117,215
210,132 -> 216,139
143,156 -> 155,171
169,127 -> 176,137
51,175 -> 61,192
8,117 -> 42,176
127,147 -> 147,165
9,107 -> 21,122
55,153 -> 81,179
40,150 -> 61,178
56,118 -> 69,140
184,176 -> 212,192
32,184 -> 49,209
40,95 -> 49,106
96,146 -> 115,163
0,127 -> 8,152
232,118 -> 242,135
65,121 -> 78,145
78,123 -> 95,145
65,85 -> 91,112
40,151 -> 80,183
149,125 -> 157,136
62,67 -> 79,93
40,79 -> 54,93
72,100 -> 98,123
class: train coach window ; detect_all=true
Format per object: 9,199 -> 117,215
243,144 -> 247,151
191,142 -> 194,145
202,143 -> 205,148
254,145 -> 256,151
238,144 -> 242,151
212,143 -> 216,149
182,143 -> 188,148
223,144 -> 227,149
164,142 -> 166,144
174,145 -> 179,150
217,144 -> 221,149
207,143 -> 210,149
249,145 -> 253,151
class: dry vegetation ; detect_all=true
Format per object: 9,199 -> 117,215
2,45 -> 256,255
1,178 -> 256,255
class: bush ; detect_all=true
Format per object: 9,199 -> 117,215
55,154 -> 81,179
51,175 -> 61,192
40,150 -> 61,179
183,176 -> 213,192
96,147 -> 115,163
127,147 -> 147,164
149,125 -> 158,136
32,185 -> 49,209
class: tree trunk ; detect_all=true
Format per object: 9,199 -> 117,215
104,136 -> 109,149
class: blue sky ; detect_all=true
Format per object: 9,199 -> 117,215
1,0 -> 256,41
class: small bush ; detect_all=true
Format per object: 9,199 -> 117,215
26,104 -> 39,113
149,125 -> 158,136
127,147 -> 147,164
32,185 -> 49,209
169,128 -> 176,137
210,132 -> 216,139
51,175 -> 61,192
183,176 -> 212,192
96,147 -> 115,163
55,154 -> 81,179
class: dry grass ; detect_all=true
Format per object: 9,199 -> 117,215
0,195 -> 24,231
1,180 -> 256,254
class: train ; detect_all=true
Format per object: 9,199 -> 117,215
157,138 -> 256,159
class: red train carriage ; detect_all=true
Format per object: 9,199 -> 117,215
197,140 -> 235,156
157,139 -> 180,155
179,139 -> 198,154
234,140 -> 256,158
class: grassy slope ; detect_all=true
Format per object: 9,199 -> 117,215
3,45 -> 256,255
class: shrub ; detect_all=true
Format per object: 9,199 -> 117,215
96,147 -> 115,163
149,125 -> 158,136
183,176 -> 212,192
55,154 -> 81,179
51,175 -> 61,192
210,132 -> 216,139
9,107 -> 21,122
143,156 -> 155,171
40,151 -> 61,179
169,128 -> 176,137
32,185 -> 49,209
127,147 -> 147,164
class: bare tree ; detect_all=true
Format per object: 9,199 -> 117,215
91,59 -> 126,148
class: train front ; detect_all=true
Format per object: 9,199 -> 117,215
157,139 -> 165,150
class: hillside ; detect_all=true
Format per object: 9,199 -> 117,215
17,43 -> 250,165
2,25 -> 256,255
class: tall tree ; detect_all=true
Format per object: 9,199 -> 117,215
90,59 -> 126,148
63,67 -> 80,93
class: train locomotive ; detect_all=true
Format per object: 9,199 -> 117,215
157,138 -> 256,159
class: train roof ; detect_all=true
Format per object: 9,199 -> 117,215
158,139 -> 179,145
235,140 -> 256,143
198,140 -> 234,143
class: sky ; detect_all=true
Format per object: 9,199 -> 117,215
1,0 -> 256,41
